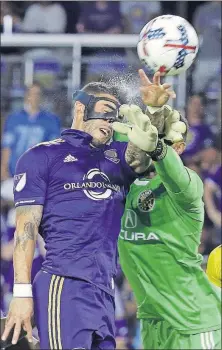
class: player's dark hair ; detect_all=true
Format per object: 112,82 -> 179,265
81,82 -> 125,104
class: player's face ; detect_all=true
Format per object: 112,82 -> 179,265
26,85 -> 42,107
84,118 -> 114,146
74,93 -> 119,146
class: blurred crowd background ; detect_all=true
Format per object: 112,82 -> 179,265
1,1 -> 221,349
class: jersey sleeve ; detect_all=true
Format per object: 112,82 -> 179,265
13,147 -> 48,207
154,145 -> 203,205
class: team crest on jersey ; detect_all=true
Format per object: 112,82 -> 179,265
14,173 -> 26,192
138,190 -> 155,212
104,149 -> 120,164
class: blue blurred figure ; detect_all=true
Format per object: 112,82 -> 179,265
1,82 -> 61,180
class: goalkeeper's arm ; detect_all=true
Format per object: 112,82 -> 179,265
153,141 -> 203,204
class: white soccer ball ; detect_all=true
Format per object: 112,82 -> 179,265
137,15 -> 199,76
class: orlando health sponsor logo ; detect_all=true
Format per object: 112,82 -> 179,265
64,168 -> 120,200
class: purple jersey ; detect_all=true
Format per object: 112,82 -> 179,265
13,129 -> 137,295
183,124 -> 213,158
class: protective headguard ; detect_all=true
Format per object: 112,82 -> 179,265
72,90 -> 121,122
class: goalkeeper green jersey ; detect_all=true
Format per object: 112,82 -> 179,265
118,146 -> 221,334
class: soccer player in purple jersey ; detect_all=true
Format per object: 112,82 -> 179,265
2,79 -> 175,349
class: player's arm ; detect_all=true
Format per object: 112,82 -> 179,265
1,206 -> 42,345
14,205 -> 43,285
117,70 -> 176,174
1,205 -> 43,345
125,142 -> 151,174
153,141 -> 203,203
2,146 -> 48,345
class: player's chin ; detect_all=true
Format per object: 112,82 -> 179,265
92,135 -> 111,146
92,131 -> 113,146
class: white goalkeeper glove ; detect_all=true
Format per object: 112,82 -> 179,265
163,106 -> 187,143
112,105 -> 158,152
146,105 -> 187,143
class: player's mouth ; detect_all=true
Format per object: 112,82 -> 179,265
99,127 -> 112,137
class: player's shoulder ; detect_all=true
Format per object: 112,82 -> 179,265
39,110 -> 61,126
31,138 -> 66,149
6,109 -> 26,121
21,138 -> 67,161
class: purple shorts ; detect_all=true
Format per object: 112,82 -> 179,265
33,270 -> 116,349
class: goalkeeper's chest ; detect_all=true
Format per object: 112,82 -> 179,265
127,178 -> 179,224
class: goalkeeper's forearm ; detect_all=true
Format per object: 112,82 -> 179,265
153,141 -> 190,193
125,141 -> 152,174
13,205 -> 42,283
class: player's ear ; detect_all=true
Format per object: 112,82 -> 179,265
72,101 -> 85,129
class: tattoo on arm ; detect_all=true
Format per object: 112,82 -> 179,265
125,142 -> 151,173
14,205 -> 43,252
14,223 -> 35,251
13,205 -> 43,283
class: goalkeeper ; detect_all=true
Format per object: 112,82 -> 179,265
113,70 -> 221,349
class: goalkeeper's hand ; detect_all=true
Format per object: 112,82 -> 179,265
163,106 -> 187,143
139,69 -> 176,107
112,104 -> 158,152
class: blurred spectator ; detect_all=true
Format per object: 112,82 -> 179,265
182,95 -> 214,162
198,146 -> 218,175
77,0 -> 123,34
59,1 -> 81,33
77,1 -> 126,84
121,279 -> 139,349
1,82 -> 61,180
115,286 -> 129,349
0,1 -> 22,33
22,1 -> 67,33
204,165 -> 221,243
192,1 -> 221,93
1,1 -> 22,55
120,1 -> 161,34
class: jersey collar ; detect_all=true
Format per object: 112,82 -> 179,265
61,129 -> 93,147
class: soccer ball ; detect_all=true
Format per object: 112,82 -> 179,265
137,15 -> 199,76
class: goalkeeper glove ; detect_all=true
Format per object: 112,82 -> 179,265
112,105 -> 158,152
163,106 -> 187,143
146,105 -> 187,143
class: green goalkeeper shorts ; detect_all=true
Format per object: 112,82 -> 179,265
141,319 -> 221,349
